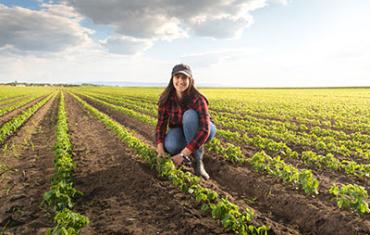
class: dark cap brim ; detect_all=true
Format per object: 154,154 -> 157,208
173,71 -> 192,77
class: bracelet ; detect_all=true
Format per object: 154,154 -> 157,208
180,153 -> 191,162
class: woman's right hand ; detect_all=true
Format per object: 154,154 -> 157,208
156,143 -> 166,157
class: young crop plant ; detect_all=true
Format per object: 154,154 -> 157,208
210,198 -> 269,235
206,138 -> 246,164
43,92 -> 89,234
329,183 -> 370,215
248,151 -> 319,195
43,180 -> 82,211
298,169 -> 319,195
71,93 -> 270,235
46,208 -> 90,235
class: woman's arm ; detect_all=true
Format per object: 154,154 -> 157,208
155,103 -> 168,156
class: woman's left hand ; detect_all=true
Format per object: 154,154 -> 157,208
171,154 -> 184,167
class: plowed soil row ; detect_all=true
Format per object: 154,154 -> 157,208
0,95 -> 28,109
65,93 -> 235,235
0,95 -> 46,127
215,134 -> 369,190
78,94 -> 370,235
0,95 -> 58,234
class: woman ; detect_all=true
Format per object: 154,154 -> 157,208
155,63 -> 216,180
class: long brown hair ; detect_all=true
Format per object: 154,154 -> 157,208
158,76 -> 208,107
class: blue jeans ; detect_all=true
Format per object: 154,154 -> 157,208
164,109 -> 216,159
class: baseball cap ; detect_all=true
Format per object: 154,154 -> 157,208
171,64 -> 192,78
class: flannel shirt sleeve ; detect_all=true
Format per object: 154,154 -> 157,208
186,96 -> 211,152
155,103 -> 168,145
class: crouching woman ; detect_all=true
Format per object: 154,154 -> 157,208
155,64 -> 216,180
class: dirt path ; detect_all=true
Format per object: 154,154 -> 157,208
79,94 -> 370,235
65,93 -> 236,235
0,95 -> 58,234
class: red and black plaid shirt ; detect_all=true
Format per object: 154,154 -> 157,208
156,93 -> 211,153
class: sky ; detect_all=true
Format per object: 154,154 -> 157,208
0,0 -> 369,87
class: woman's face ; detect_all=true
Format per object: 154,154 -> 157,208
172,73 -> 190,93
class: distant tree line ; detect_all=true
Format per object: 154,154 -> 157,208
0,81 -> 81,87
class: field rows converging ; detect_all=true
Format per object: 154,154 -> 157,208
0,86 -> 369,235
66,88 -> 369,235
75,90 -> 370,163
73,91 -> 369,186
76,91 -> 370,187
69,90 -> 369,188
65,93 -> 276,234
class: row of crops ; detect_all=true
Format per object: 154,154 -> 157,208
0,86 -> 369,234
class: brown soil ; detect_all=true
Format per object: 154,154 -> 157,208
65,93 -> 235,235
0,95 -> 58,234
0,95 -> 46,127
78,94 -> 370,235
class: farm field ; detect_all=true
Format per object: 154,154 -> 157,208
0,85 -> 369,235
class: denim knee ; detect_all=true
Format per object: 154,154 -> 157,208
164,128 -> 186,155
164,138 -> 182,155
183,109 -> 198,126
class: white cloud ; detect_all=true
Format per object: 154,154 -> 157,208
0,3 -> 89,53
100,36 -> 153,55
269,0 -> 289,5
40,2 -> 82,20
66,0 -> 267,40
191,15 -> 252,38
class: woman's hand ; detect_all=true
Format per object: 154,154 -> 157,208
171,148 -> 192,167
156,143 -> 166,157
171,154 -> 184,167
